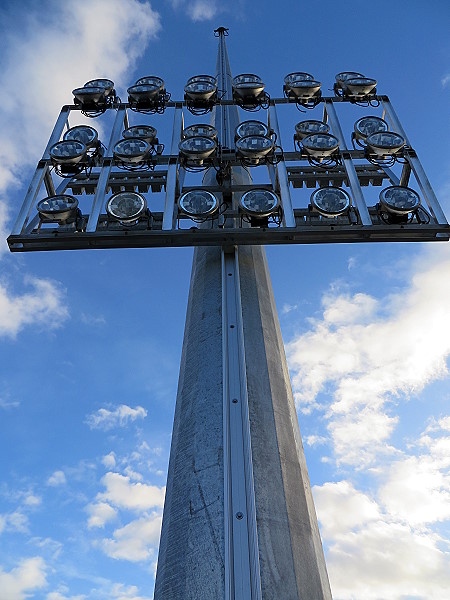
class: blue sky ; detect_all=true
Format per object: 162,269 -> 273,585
0,1 -> 449,599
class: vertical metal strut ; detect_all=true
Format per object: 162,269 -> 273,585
213,27 -> 262,600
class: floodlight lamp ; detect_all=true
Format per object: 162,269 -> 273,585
335,71 -> 365,86
232,74 -> 265,99
235,121 -> 268,140
284,73 -> 321,99
240,189 -> 279,217
379,186 -> 420,215
113,138 -> 151,164
302,133 -> 339,158
123,125 -> 158,144
72,86 -> 106,105
284,72 -> 315,85
187,75 -> 217,86
294,120 -> 330,140
185,75 -> 217,101
178,189 -> 219,218
365,132 -> 405,157
178,136 -> 217,161
37,195 -> 79,222
106,191 -> 147,224
344,77 -> 377,97
354,116 -> 388,141
128,84 -> 163,103
84,79 -> 114,96
310,187 -> 351,217
50,140 -> 87,165
63,125 -> 98,149
134,76 -> 165,92
235,135 -> 275,162
182,124 -> 218,140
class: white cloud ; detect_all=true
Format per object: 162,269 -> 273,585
442,74 -> 450,88
0,277 -> 68,338
47,470 -> 66,487
101,513 -> 162,562
0,514 -> 6,535
102,452 -> 117,469
313,481 -> 380,538
281,302 -> 298,315
287,246 -> 450,465
97,472 -> 165,512
7,511 -> 29,534
304,434 -> 328,447
0,0 -> 161,250
314,479 -> 450,599
23,494 -> 42,507
47,593 -> 86,600
0,557 -> 47,600
86,502 -> 118,529
170,0 -> 219,21
86,405 -> 147,431
110,583 -> 153,600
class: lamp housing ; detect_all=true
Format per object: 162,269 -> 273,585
182,124 -> 218,140
178,189 -> 219,218
37,194 -> 79,222
302,133 -> 339,158
106,191 -> 147,224
240,189 -> 279,218
365,132 -> 405,157
310,187 -> 351,217
113,138 -> 151,164
379,186 -> 420,215
294,120 -> 330,140
179,136 -> 217,162
232,74 -> 265,100
123,125 -> 158,144
49,140 -> 87,165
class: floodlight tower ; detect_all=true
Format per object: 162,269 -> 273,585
7,25 -> 449,600
153,28 -> 331,600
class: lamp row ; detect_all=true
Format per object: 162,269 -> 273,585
36,185 -> 422,227
71,71 -> 378,111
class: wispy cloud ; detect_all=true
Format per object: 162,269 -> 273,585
85,405 -> 147,431
46,471 -> 67,487
170,0 -> 220,21
0,277 -> 68,339
442,74 -> 450,88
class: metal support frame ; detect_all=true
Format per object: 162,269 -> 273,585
8,95 -> 448,250
268,103 -> 295,227
324,101 -> 372,226
222,247 -> 261,600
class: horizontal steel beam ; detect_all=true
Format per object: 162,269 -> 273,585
8,223 -> 449,252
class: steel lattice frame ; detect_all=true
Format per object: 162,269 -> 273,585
8,94 -> 449,252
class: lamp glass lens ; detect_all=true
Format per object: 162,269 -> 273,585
366,132 -> 405,150
303,134 -> 338,151
64,126 -> 98,147
240,189 -> 278,216
187,75 -> 216,86
233,74 -> 263,86
236,135 -> 274,158
179,190 -> 218,217
186,82 -> 216,93
183,125 -> 217,139
285,72 -> 314,84
311,187 -> 350,216
37,195 -> 78,215
380,186 -> 420,214
180,137 -> 215,151
106,192 -> 146,221
336,71 -> 364,82
114,138 -> 149,158
123,125 -> 157,142
354,117 -> 388,139
50,140 -> 86,161
295,120 -> 330,138
236,121 -> 268,138
135,76 -> 164,89
84,79 -> 114,92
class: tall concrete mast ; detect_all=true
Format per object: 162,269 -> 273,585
154,28 -> 332,600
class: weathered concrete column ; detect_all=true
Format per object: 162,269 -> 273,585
154,28 -> 332,600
